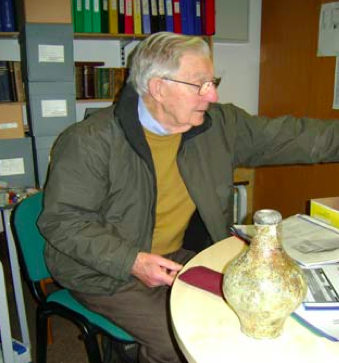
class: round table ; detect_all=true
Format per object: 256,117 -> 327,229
170,237 -> 339,363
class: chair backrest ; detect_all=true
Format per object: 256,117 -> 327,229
11,191 -> 51,283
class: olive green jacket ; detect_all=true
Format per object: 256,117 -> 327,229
37,83 -> 339,294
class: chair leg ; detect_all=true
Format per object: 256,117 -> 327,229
82,329 -> 103,363
36,307 -> 48,363
40,279 -> 54,345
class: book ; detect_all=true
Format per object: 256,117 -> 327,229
0,61 -> 15,102
292,303 -> 339,341
102,68 -> 114,99
302,264 -> 339,310
12,61 -> 25,102
73,0 -> 85,32
101,0 -> 109,33
124,0 -> 133,34
141,0 -> 151,34
112,67 -> 127,100
172,0 -> 182,33
0,0 -> 15,32
94,67 -> 114,99
149,0 -> 159,33
7,60 -> 17,101
108,0 -> 119,33
201,0 -> 215,35
133,0 -> 142,35
83,0 -> 93,32
0,7 -> 2,31
83,65 -> 95,98
232,214 -> 339,267
92,0 -> 102,32
118,0 -> 125,33
94,67 -> 102,98
164,0 -> 174,32
75,64 -> 84,99
157,0 -> 166,31
75,61 -> 105,99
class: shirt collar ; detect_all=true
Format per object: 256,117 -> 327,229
138,97 -> 170,136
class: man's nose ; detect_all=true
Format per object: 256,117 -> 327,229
202,86 -> 219,102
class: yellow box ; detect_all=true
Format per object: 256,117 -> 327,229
310,197 -> 339,229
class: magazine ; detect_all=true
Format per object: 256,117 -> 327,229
302,264 -> 339,309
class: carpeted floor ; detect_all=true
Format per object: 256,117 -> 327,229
1,234 -> 89,363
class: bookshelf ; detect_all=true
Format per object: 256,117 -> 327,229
0,31 -> 212,67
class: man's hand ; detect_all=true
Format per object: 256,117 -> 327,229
131,252 -> 183,287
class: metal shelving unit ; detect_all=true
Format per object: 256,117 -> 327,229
0,208 -> 31,363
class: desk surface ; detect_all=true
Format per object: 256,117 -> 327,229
170,237 -> 339,363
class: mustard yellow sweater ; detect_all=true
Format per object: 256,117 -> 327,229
144,129 -> 196,255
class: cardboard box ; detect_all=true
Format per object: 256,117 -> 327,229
0,104 -> 25,139
310,197 -> 339,229
26,81 -> 76,137
0,137 -> 35,187
20,23 -> 74,82
20,0 -> 72,24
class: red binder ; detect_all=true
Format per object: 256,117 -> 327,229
124,0 -> 134,33
172,0 -> 182,33
201,0 -> 215,35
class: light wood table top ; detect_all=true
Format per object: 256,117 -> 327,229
170,237 -> 339,363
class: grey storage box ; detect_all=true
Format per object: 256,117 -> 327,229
26,81 -> 76,136
20,23 -> 74,82
0,137 -> 35,187
32,135 -> 59,188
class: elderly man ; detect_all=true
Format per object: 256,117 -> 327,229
38,32 -> 339,363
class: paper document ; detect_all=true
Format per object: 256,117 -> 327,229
232,214 -> 339,266
317,1 -> 339,56
302,264 -> 339,309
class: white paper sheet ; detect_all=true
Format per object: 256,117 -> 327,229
317,2 -> 339,56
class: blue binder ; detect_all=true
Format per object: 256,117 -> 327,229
157,0 -> 166,31
141,0 -> 151,34
0,0 -> 15,32
164,0 -> 174,32
180,0 -> 189,34
194,0 -> 202,35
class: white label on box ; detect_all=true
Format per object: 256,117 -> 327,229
38,45 -> 65,63
41,100 -> 68,118
0,122 -> 18,130
0,158 -> 25,176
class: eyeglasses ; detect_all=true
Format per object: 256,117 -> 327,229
162,77 -> 221,96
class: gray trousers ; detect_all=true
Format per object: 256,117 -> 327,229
72,248 -> 195,363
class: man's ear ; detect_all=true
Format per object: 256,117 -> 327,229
148,78 -> 164,102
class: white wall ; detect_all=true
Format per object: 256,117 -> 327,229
214,0 -> 262,115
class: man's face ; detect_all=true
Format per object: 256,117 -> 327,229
159,53 -> 219,134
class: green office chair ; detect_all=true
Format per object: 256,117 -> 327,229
10,191 -> 137,363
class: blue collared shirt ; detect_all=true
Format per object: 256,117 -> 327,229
138,97 -> 170,136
